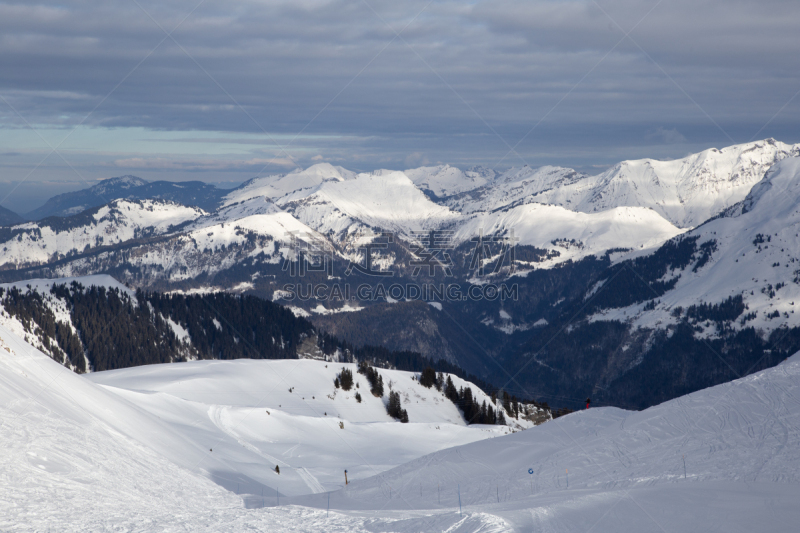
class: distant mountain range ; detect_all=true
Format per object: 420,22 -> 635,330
1,138 -> 799,410
22,175 -> 228,220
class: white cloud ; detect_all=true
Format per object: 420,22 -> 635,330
646,127 -> 688,145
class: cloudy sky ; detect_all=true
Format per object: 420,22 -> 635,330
0,0 -> 798,212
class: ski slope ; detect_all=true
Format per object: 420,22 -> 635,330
289,353 -> 800,531
3,309 -> 800,530
87,359 -> 527,499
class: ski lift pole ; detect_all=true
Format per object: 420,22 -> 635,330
458,483 -> 462,517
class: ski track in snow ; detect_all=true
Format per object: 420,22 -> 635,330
296,467 -> 326,494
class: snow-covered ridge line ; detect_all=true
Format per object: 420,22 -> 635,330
0,139 -> 794,278
0,199 -> 204,268
588,156 -> 800,338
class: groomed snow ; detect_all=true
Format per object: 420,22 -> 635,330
86,359 -> 530,497
2,320 -> 800,531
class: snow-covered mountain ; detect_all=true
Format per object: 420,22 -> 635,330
221,163 -> 358,207
537,138 -> 800,228
403,164 -> 496,198
0,199 -> 204,268
592,156 -> 800,337
453,203 -> 683,267
25,175 -> 227,219
6,140 -> 795,280
441,139 -> 799,229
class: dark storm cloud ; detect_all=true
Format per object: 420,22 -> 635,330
0,0 -> 798,176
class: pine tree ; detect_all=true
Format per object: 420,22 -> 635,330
445,376 -> 458,402
339,368 -> 354,390
387,390 -> 408,422
419,367 -> 436,388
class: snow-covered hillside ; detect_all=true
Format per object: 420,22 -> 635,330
88,359 -> 534,498
537,138 -> 800,228
0,199 -> 203,267
592,156 -> 800,337
5,312 -> 799,531
454,203 -> 683,268
289,352 -> 800,531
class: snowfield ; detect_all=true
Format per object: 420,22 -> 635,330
454,203 -> 683,268
2,316 -> 800,531
86,359 -> 531,498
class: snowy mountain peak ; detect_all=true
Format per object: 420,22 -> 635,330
403,164 -> 493,198
528,138 -> 800,228
283,170 -> 459,237
92,175 -> 148,194
222,163 -> 356,208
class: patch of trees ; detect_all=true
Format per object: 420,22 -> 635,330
2,282 -> 316,373
0,286 -> 86,372
337,368 -> 354,390
53,283 -> 186,371
386,390 -> 409,423
418,366 -> 437,388
147,291 -> 312,361
514,245 -> 561,264
585,236 -> 701,313
357,361 -> 385,397
685,295 -> 745,323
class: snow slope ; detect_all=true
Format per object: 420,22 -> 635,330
454,203 -> 683,268
0,199 -> 204,268
87,359 -> 530,498
221,163 -> 357,208
281,171 -> 459,238
290,352 -> 800,532
591,156 -> 800,336
403,164 -> 495,197
4,310 -> 800,531
538,138 -> 800,228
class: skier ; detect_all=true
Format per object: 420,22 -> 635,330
585,397 -> 591,409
